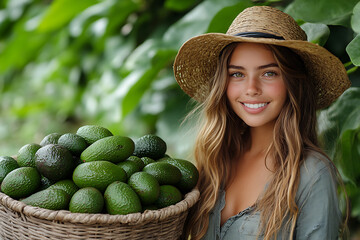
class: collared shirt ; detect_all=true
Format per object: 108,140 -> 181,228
202,151 -> 342,240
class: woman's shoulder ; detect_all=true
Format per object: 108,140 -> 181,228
300,150 -> 333,175
295,150 -> 342,237
296,150 -> 338,200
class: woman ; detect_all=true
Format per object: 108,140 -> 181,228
173,6 -> 350,240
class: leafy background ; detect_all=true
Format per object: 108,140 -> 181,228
0,0 -> 359,236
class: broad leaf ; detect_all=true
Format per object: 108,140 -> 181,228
163,0 -> 242,49
68,0 -> 139,38
207,0 -> 253,33
105,0 -> 140,37
352,1 -> 360,33
4,0 -> 31,21
346,34 -> 360,66
104,36 -> 135,69
318,87 -> 360,157
285,0 -> 359,26
300,23 -> 330,46
37,0 -> 98,32
0,25 -> 48,73
338,128 -> 360,184
120,49 -> 177,118
157,87 -> 196,158
345,184 -> 360,217
121,39 -> 163,75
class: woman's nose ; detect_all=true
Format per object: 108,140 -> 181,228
245,77 -> 261,96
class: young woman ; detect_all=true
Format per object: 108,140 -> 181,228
173,6 -> 350,240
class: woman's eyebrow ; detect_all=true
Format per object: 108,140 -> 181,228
227,63 -> 279,70
228,65 -> 244,70
257,63 -> 279,69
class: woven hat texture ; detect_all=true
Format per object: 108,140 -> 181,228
173,6 -> 351,109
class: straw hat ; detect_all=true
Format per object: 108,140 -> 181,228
173,6 -> 351,109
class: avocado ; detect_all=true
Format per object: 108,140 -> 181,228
133,134 -> 167,160
140,157 -> 155,166
1,167 -> 41,199
69,187 -> 104,213
117,160 -> 143,179
35,144 -> 75,181
0,156 -> 19,183
80,136 -> 134,164
17,143 -> 41,168
158,158 -> 199,193
126,156 -> 145,169
21,188 -> 70,210
40,133 -> 62,146
142,162 -> 181,185
104,181 -> 142,215
76,125 -> 113,145
128,172 -> 160,205
58,133 -> 88,156
72,161 -> 127,192
48,179 -> 79,197
154,185 -> 182,209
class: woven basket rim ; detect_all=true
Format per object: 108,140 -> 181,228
0,188 -> 200,225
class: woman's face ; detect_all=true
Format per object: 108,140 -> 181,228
226,43 -> 287,129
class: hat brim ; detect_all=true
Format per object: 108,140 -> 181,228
173,33 -> 351,109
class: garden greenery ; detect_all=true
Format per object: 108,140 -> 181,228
0,0 -> 359,232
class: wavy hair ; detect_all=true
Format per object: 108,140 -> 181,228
182,42 -> 347,240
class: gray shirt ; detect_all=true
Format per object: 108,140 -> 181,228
202,151 -> 342,240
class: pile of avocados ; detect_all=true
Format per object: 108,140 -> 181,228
0,125 -> 199,215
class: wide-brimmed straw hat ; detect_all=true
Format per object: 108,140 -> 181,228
173,6 -> 351,109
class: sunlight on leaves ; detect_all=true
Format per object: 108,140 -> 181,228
37,0 -> 98,32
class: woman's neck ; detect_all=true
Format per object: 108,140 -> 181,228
247,121 -> 275,156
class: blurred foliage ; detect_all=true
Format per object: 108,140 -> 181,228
0,0 -> 359,234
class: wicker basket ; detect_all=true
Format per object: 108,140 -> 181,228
0,188 -> 199,240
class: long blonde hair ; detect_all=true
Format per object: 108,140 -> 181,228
183,42 -> 346,240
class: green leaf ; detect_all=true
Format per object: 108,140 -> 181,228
285,0 -> 359,26
120,49 -> 177,118
345,183 -> 360,217
164,0 -> 198,12
318,87 -> 360,158
300,23 -> 330,46
68,0 -> 139,38
105,0 -> 140,37
121,39 -> 162,74
163,0 -> 245,49
338,128 -> 360,184
37,0 -> 98,32
0,26 -> 48,73
342,106 -> 360,137
207,0 -> 254,33
104,36 -> 135,69
352,1 -> 360,33
346,34 -> 360,66
157,87 -> 196,158
357,131 -> 360,156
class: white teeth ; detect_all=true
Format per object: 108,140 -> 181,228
243,103 -> 268,109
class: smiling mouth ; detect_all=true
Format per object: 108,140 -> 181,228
242,102 -> 269,109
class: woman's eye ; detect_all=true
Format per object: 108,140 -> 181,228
230,72 -> 244,78
264,71 -> 277,77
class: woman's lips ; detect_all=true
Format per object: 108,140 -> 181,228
241,102 -> 269,113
